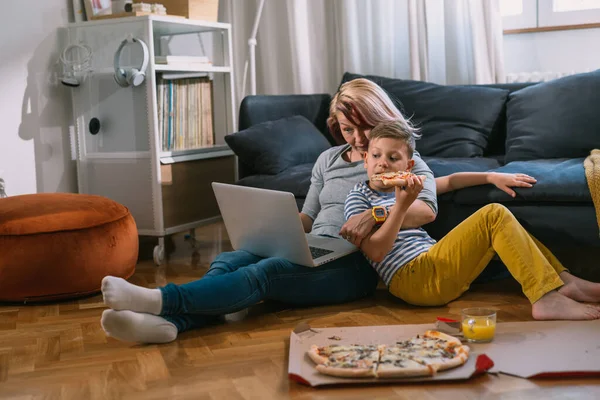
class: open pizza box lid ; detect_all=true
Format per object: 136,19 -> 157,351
288,322 -> 493,387
450,319 -> 600,379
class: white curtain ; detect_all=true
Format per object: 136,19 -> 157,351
410,0 -> 506,84
219,0 -> 505,102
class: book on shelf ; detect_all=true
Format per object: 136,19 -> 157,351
157,76 -> 214,152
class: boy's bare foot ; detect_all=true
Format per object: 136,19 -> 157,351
532,290 -> 600,320
557,272 -> 600,303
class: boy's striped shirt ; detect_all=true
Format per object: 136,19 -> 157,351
344,181 -> 437,285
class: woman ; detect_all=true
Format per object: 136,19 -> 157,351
100,78 -> 439,344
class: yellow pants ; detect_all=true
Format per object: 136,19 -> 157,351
389,203 -> 566,306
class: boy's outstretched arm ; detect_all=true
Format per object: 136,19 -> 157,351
436,172 -> 537,197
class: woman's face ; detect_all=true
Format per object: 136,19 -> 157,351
336,112 -> 371,154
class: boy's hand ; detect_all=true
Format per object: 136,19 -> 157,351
394,174 -> 424,211
488,172 -> 536,198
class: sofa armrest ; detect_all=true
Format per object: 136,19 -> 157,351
239,94 -> 334,144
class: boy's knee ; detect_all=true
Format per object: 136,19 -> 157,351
482,203 -> 511,219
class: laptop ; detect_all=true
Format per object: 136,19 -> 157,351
212,182 -> 358,267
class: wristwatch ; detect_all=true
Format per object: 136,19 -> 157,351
372,206 -> 388,226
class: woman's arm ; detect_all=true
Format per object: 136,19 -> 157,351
300,213 -> 313,233
436,172 -> 536,197
300,151 -> 328,230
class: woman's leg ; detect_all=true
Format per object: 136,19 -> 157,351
204,250 -> 264,277
160,251 -> 378,315
101,251 -> 379,343
101,250 -> 263,314
389,203 -> 600,320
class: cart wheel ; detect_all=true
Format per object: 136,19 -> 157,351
185,229 -> 198,248
153,244 -> 165,266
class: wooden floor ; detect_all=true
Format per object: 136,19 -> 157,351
1,222 -> 599,399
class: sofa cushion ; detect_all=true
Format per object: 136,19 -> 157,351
225,116 -> 331,175
235,163 -> 313,198
423,157 -> 503,177
453,159 -> 591,205
342,72 -> 509,158
505,70 -> 600,162
422,157 -> 502,203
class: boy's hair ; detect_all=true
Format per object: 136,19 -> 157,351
327,78 -> 419,144
369,121 -> 416,158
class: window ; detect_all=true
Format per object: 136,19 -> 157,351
501,0 -> 537,30
501,0 -> 600,31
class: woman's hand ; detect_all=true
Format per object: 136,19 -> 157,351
488,172 -> 537,198
340,211 -> 376,246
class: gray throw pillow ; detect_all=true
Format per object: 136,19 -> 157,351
225,115 -> 331,175
505,69 -> 600,162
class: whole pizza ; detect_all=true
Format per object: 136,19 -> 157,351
308,330 -> 469,378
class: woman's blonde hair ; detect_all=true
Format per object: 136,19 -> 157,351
327,78 -> 418,144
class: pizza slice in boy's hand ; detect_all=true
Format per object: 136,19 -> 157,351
370,171 -> 427,187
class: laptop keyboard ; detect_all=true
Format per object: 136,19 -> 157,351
309,246 -> 334,260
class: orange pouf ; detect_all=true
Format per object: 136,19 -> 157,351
0,193 -> 138,303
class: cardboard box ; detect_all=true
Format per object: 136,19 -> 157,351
288,320 -> 600,387
288,322 -> 493,387
146,0 -> 219,21
459,320 -> 600,379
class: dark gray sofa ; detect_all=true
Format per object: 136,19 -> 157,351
225,71 -> 600,278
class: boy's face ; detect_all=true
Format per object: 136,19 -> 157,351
364,137 -> 415,191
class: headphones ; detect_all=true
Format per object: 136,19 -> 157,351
114,37 -> 149,87
60,43 -> 93,87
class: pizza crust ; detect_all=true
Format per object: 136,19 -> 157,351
315,364 -> 376,378
308,345 -> 330,365
423,330 -> 462,346
377,363 -> 437,378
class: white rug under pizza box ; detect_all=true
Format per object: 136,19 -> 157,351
288,320 -> 600,387
288,322 -> 493,387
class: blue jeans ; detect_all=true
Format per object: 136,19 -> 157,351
160,250 -> 379,332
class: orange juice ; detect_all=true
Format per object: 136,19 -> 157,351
462,317 -> 496,342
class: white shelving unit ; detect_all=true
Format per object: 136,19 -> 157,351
64,16 -> 237,265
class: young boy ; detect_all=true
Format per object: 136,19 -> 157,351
344,121 -> 600,320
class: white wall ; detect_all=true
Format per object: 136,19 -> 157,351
503,28 -> 600,76
0,0 -> 76,196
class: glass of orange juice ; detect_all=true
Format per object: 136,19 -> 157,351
461,308 -> 497,343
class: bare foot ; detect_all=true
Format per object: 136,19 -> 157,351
557,272 -> 600,303
531,291 -> 600,321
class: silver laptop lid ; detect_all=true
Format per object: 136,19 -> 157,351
211,182 -> 314,264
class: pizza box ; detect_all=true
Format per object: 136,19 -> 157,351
435,319 -> 600,379
288,322 -> 494,387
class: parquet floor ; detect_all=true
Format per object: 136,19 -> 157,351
0,222 -> 599,399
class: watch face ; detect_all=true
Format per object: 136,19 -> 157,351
374,208 -> 386,218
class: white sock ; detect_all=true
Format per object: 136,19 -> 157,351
101,309 -> 177,344
101,276 -> 162,315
